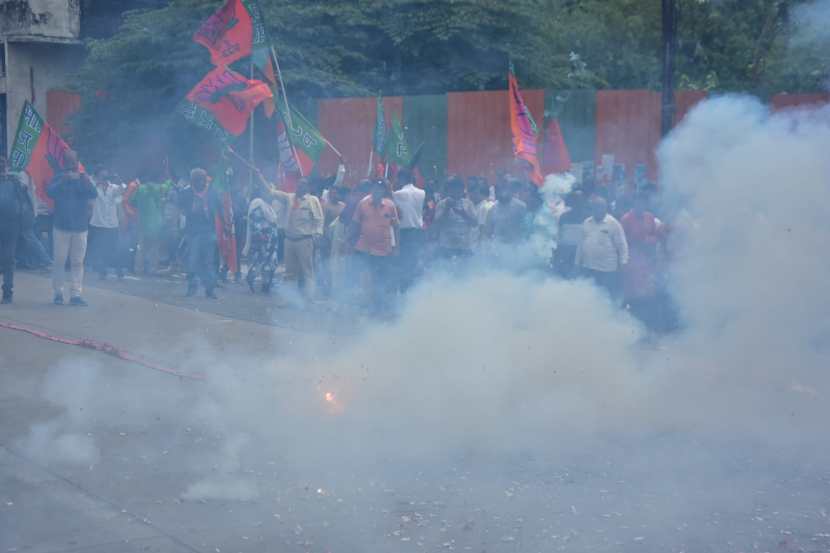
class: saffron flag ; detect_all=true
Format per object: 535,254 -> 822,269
181,66 -> 272,138
541,118 -> 572,175
193,0 -> 268,67
209,165 -> 239,275
508,67 -> 543,186
9,101 -> 80,207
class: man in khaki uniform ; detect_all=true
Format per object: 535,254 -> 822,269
269,178 -> 324,299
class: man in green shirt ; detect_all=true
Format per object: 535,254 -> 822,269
129,180 -> 169,275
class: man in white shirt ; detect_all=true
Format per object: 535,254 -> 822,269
575,196 -> 629,298
392,168 -> 425,292
88,170 -> 124,280
268,177 -> 324,300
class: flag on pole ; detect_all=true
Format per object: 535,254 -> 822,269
9,101 -> 81,207
278,103 -> 326,177
541,118 -> 572,175
181,66 -> 272,138
371,95 -> 386,177
385,113 -> 411,168
508,65 -> 543,186
193,0 -> 269,68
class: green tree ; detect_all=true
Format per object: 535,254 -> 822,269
70,0 -> 828,173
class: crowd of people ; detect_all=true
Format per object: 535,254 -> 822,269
0,152 -> 676,331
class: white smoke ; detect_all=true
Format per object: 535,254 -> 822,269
653,95 -> 830,441
15,94 -> 830,551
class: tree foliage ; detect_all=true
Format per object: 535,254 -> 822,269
70,0 -> 829,172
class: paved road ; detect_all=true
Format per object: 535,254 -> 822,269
2,272 -> 830,553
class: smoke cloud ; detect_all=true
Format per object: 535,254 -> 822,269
14,94 -> 830,551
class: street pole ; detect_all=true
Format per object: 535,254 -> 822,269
249,59 -> 255,188
661,0 -> 677,137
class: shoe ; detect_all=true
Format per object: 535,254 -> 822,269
205,290 -> 218,299
53,293 -> 64,305
69,296 -> 88,307
1,295 -> 11,305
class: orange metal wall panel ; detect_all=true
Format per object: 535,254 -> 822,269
447,89 -> 543,182
771,93 -> 830,111
46,89 -> 81,137
318,96 -> 402,184
595,90 -> 661,179
674,90 -> 707,126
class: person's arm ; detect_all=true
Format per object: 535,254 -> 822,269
310,196 -> 325,237
80,174 -> 98,200
269,189 -> 291,208
613,220 -> 629,266
333,164 -> 346,188
46,176 -> 62,199
459,200 -> 478,226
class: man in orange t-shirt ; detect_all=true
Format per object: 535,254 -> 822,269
351,179 -> 399,315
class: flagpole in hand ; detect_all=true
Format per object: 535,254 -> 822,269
269,45 -> 304,178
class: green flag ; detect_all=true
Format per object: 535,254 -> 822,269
278,103 -> 326,175
385,113 -> 411,167
373,95 -> 386,158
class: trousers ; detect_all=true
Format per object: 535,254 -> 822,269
186,232 -> 217,292
0,225 -> 20,296
284,236 -> 315,297
53,229 -> 88,297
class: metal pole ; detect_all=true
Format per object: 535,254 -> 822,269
269,45 -> 304,178
661,0 -> 677,137
249,58 -> 255,188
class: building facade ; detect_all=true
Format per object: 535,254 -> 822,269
1,0 -> 84,158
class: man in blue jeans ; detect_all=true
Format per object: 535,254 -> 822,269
177,168 -> 219,298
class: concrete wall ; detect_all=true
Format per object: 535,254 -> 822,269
3,40 -> 81,154
0,0 -> 81,41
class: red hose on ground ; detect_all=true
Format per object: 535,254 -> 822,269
0,320 -> 204,381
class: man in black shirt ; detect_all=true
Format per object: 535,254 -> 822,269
46,150 -> 97,306
177,168 -> 220,298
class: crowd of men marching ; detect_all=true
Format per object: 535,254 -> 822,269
0,152 -> 673,329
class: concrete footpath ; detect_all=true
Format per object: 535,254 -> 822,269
0,273 -> 325,553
